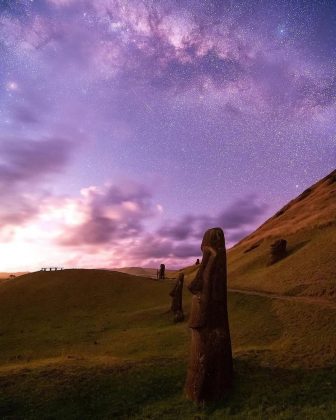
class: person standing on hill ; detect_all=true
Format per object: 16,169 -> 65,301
185,227 -> 233,404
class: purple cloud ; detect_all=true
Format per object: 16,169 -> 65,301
156,195 -> 268,245
58,191 -> 267,267
59,183 -> 154,246
0,196 -> 38,226
218,195 -> 268,229
157,215 -> 196,240
173,243 -> 200,258
12,106 -> 39,124
133,195 -> 268,262
0,137 -> 75,229
0,137 -> 73,186
129,235 -> 200,260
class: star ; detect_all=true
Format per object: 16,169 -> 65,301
6,81 -> 19,92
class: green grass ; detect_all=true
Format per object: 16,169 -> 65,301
1,269 -> 336,419
1,359 -> 336,419
227,224 -> 336,298
226,170 -> 336,299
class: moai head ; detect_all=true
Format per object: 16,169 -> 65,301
201,227 -> 225,252
270,239 -> 287,264
177,272 -> 184,285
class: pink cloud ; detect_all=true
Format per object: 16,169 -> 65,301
0,172 -> 268,271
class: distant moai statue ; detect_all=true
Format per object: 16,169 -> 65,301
185,227 -> 233,404
269,239 -> 287,264
169,273 -> 184,323
195,258 -> 200,265
159,264 -> 166,280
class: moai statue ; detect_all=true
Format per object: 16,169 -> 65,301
185,227 -> 233,404
169,273 -> 185,323
159,263 -> 166,280
195,259 -> 200,265
269,239 -> 287,264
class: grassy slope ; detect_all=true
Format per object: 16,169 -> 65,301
1,269 -> 336,419
178,171 -> 336,298
0,272 -> 27,280
113,267 -> 178,279
120,168 -> 336,299
226,169 -> 336,298
228,224 -> 336,298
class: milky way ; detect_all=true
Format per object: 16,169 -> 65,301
0,0 -> 335,271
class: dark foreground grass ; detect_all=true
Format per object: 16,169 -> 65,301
1,270 -> 336,419
1,358 -> 336,420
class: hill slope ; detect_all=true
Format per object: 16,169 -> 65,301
1,170 -> 336,418
113,267 -> 178,279
0,272 -> 28,280
1,269 -> 336,418
0,269 -> 175,365
226,169 -> 336,299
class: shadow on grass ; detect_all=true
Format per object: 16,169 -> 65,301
286,240 -> 311,258
1,357 -> 336,419
203,359 -> 336,419
265,240 -> 311,268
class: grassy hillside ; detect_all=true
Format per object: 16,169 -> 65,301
226,169 -> 336,298
0,272 -> 27,280
113,267 -> 178,279
239,169 -> 336,244
1,269 -> 336,418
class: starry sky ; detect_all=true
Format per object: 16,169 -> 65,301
0,0 -> 335,271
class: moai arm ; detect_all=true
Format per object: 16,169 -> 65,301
200,246 -> 217,301
188,249 -> 211,294
188,247 -> 216,329
169,282 -> 178,297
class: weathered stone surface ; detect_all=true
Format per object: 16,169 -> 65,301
270,239 -> 287,264
185,227 -> 233,404
159,264 -> 165,280
169,273 -> 184,323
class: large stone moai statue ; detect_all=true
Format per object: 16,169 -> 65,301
185,227 -> 233,404
169,273 -> 185,323
269,239 -> 287,264
159,263 -> 166,280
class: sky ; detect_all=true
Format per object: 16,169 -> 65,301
0,0 -> 335,271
